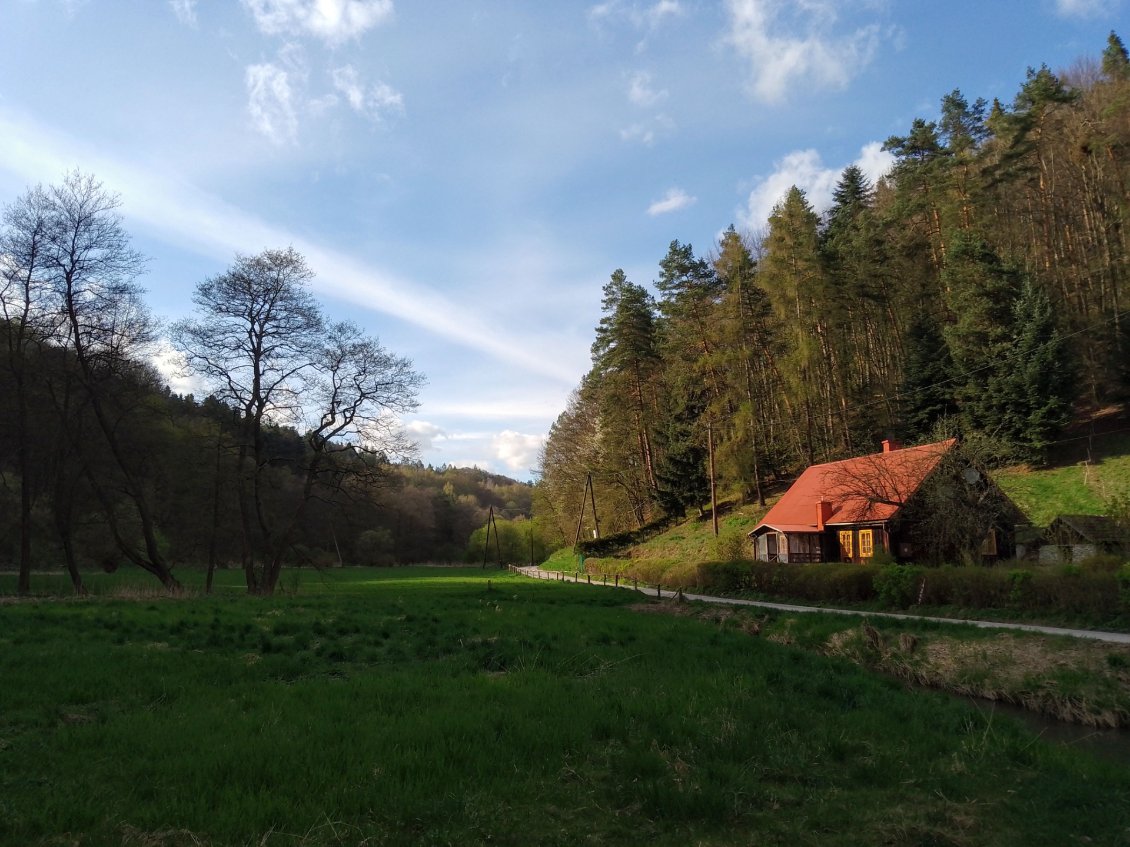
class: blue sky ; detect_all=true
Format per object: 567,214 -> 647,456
0,0 -> 1123,479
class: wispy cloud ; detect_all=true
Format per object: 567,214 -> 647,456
246,63 -> 298,144
648,187 -> 696,216
169,0 -> 197,26
724,0 -> 884,103
331,65 -> 404,123
242,0 -> 394,45
738,141 -> 894,229
620,113 -> 675,146
0,108 -> 579,384
589,0 -> 684,30
1054,0 -> 1121,16
627,70 -> 666,106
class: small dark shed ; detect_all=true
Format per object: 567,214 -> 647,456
1040,515 -> 1130,564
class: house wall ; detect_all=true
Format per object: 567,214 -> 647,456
1039,543 -> 1098,564
830,525 -> 886,564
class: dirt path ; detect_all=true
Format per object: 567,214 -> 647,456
513,565 -> 1130,645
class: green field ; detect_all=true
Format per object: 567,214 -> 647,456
2,568 -> 1129,846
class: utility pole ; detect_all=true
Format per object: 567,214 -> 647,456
708,420 -> 718,537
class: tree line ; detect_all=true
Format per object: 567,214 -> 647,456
537,33 -> 1130,543
0,172 -> 534,595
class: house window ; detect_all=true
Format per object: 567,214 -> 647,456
859,529 -> 874,558
838,530 -> 853,560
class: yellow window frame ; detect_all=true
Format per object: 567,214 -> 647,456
838,530 -> 853,559
859,529 -> 874,558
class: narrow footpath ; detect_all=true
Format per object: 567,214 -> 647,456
512,565 -> 1130,646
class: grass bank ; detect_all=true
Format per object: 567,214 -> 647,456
632,598 -> 1130,729
2,567 -> 1129,846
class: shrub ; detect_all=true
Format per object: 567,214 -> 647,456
874,564 -> 922,609
696,561 -> 751,593
713,531 -> 748,563
1118,565 -> 1130,610
1078,553 -> 1125,574
1007,569 -> 1033,607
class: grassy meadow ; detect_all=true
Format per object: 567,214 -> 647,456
2,567 -> 1129,846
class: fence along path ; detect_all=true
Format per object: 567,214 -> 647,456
508,565 -> 1130,646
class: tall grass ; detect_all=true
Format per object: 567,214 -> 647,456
1,567 -> 1127,845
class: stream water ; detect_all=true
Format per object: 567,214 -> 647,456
960,697 -> 1130,765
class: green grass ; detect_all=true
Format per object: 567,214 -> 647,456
994,430 -> 1130,525
2,567 -> 1129,846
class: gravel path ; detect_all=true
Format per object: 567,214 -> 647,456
512,565 -> 1130,646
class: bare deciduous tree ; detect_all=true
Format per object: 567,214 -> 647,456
172,249 -> 421,595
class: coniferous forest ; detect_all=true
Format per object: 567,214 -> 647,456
537,34 -> 1130,542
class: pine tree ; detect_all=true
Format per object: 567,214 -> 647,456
989,281 -> 1073,462
591,269 -> 661,498
899,308 -> 957,439
940,230 -> 1022,431
759,186 -> 829,463
1102,31 -> 1130,81
653,380 -> 709,518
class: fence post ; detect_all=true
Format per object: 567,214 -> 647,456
633,578 -> 637,591
615,574 -> 619,587
656,583 -> 661,598
586,573 -> 591,584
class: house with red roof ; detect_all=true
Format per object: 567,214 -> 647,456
748,438 -> 1018,564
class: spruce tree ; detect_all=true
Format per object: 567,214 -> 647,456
990,281 -> 1073,462
653,381 -> 709,518
899,308 -> 958,439
1102,31 -> 1130,81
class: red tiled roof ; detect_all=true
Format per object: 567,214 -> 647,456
753,439 -> 956,535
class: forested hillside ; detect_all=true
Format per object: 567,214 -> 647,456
538,34 -> 1130,542
0,174 -> 537,595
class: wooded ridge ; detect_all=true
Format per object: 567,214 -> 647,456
537,33 -> 1130,545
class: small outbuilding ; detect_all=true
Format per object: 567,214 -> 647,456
1039,514 -> 1130,564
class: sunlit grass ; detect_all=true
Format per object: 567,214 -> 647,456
1,567 -> 1127,846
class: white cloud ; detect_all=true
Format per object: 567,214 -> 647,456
724,0 -> 882,103
331,65 -> 404,123
1054,0 -> 1119,16
492,430 -> 545,474
151,340 -> 204,397
738,141 -> 894,229
245,63 -> 298,145
627,70 -> 666,106
648,187 -> 696,216
404,420 -> 446,452
242,0 -> 394,44
169,0 -> 197,26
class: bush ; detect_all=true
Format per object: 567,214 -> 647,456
1118,565 -> 1130,610
696,561 -> 753,593
713,531 -> 747,563
1007,568 -> 1033,607
875,564 -> 922,608
1079,553 -> 1125,574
